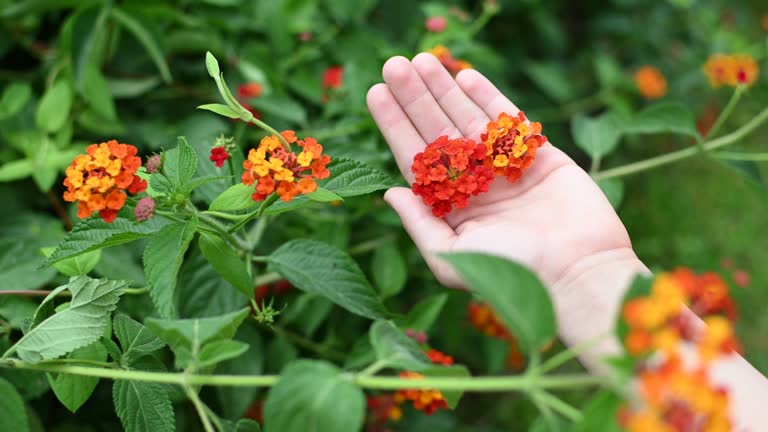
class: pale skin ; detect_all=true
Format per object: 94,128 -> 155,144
367,53 -> 768,430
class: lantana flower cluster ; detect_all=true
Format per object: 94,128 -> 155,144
241,130 -> 331,202
703,54 -> 759,88
634,66 -> 668,100
620,268 -> 741,432
428,45 -> 473,76
63,140 -> 148,223
411,111 -> 546,217
468,301 -> 529,370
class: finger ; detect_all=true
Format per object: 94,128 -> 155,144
382,56 -> 461,142
455,69 -> 521,119
411,53 -> 491,140
367,83 -> 425,183
384,187 -> 456,254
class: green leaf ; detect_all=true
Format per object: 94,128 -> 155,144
176,251 -> 248,318
198,232 -> 253,297
2,213 -> 63,290
205,51 -> 220,78
113,380 -> 174,432
71,7 -> 110,94
369,320 -> 430,370
108,76 -> 161,98
145,308 -> 250,369
163,137 -> 199,191
4,276 -> 128,362
110,7 -> 172,83
82,65 -> 117,120
625,102 -> 699,137
306,187 -> 343,203
208,184 -> 254,211
441,253 -> 556,354
40,247 -> 101,276
268,239 -> 387,320
48,341 -> 107,412
397,293 -> 448,332
422,365 -> 470,409
197,339 -> 249,368
35,80 -> 73,133
143,219 -> 198,318
371,243 -> 406,298
573,391 -> 622,432
0,376 -> 29,432
197,103 -> 240,119
42,216 -> 169,268
264,360 -> 365,432
0,159 -> 34,182
0,297 -> 37,329
572,112 -> 625,160
0,82 -> 32,120
113,314 -> 165,366
523,61 -> 576,102
597,178 -> 625,209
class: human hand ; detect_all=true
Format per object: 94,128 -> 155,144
367,54 -> 636,290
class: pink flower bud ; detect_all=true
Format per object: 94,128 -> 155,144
145,154 -> 162,174
425,16 -> 447,33
134,197 -> 156,222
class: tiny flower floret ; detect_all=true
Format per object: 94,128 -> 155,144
63,140 -> 147,223
209,147 -> 229,168
134,196 -> 156,222
635,66 -> 667,100
241,130 -> 330,202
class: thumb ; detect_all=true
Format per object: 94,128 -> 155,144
384,187 -> 462,288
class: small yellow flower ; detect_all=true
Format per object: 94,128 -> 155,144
493,154 -> 509,167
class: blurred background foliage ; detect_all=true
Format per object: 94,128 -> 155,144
1,0 -> 767,430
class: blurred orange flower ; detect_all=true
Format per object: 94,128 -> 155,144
634,66 -> 667,99
703,54 -> 759,88
428,45 -> 472,76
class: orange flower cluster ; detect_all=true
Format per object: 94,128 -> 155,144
622,355 -> 732,432
428,45 -> 472,76
426,349 -> 454,366
482,111 -> 546,183
394,372 -> 448,415
467,301 -> 527,370
63,140 -> 147,223
703,54 -> 759,88
241,131 -> 331,202
411,136 -> 494,217
620,268 -> 741,432
411,112 -> 546,218
634,66 -> 668,99
622,269 -> 739,360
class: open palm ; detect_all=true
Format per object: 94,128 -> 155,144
367,54 -> 633,289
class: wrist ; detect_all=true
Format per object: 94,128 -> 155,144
549,247 -> 650,372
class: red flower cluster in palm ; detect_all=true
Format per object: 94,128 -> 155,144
411,136 -> 494,217
411,112 -> 546,217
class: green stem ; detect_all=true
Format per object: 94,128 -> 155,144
0,288 -> 147,297
466,3 -> 500,38
228,194 -> 278,233
0,360 -> 603,392
226,157 -> 237,187
201,210 -> 244,221
253,272 -> 281,286
184,384 -> 216,432
39,358 -> 117,368
197,211 -> 250,252
533,391 -> 583,422
712,151 -> 768,161
706,86 -> 745,139
359,360 -> 388,378
593,104 -> 768,181
347,235 -> 397,256
535,332 -> 610,375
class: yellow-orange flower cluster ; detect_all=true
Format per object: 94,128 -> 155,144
622,269 -> 739,360
63,140 -> 147,223
428,45 -> 472,76
241,130 -> 331,202
482,111 -> 546,183
622,355 -> 732,432
620,268 -> 741,432
634,66 -> 667,100
394,372 -> 448,415
703,54 -> 759,88
467,301 -> 528,370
